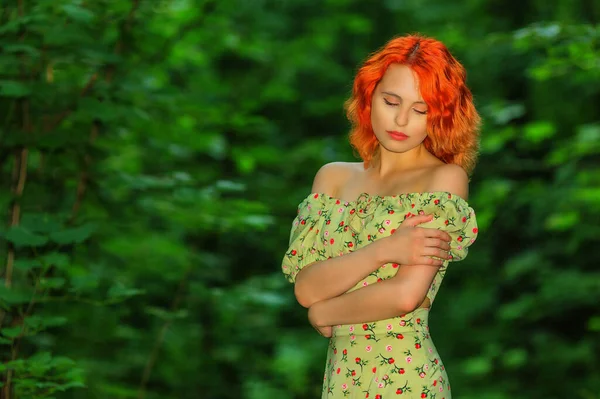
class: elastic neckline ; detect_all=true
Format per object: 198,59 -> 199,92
305,191 -> 469,205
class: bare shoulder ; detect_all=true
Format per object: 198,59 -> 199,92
427,163 -> 470,200
311,162 -> 361,196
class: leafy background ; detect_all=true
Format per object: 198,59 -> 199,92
0,0 -> 599,398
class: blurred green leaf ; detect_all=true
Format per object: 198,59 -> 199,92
4,226 -> 48,247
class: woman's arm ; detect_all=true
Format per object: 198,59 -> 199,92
293,163 -> 451,308
308,263 -> 438,327
308,164 -> 471,327
295,237 -> 386,308
294,213 -> 448,307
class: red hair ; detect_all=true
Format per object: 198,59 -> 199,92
345,34 -> 481,174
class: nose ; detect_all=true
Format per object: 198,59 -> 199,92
395,107 -> 409,127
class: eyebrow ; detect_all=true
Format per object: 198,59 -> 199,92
382,91 -> 427,105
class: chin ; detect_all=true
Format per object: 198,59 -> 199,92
379,140 -> 416,153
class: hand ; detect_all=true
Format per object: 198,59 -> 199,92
308,305 -> 332,338
380,214 -> 452,266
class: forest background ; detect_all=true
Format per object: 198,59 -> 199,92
0,0 -> 599,398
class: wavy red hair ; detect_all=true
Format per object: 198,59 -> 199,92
345,34 -> 481,174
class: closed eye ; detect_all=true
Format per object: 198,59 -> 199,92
383,98 -> 399,107
413,109 -> 427,115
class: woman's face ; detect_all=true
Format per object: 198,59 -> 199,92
370,64 -> 428,153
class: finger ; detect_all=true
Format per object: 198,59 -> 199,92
421,247 -> 452,260
421,228 -> 452,242
407,260 -> 445,268
401,214 -> 433,227
416,256 -> 445,267
424,238 -> 451,251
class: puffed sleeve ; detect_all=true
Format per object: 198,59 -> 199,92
281,195 -> 327,283
411,192 -> 479,303
417,192 -> 479,262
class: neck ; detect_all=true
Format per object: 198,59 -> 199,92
370,144 -> 428,178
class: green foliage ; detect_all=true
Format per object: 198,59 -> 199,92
0,0 -> 598,398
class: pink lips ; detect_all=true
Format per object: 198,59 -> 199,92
387,131 -> 409,141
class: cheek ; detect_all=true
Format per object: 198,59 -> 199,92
370,103 -> 387,130
415,119 -> 428,136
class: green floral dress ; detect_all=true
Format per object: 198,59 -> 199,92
282,192 -> 479,399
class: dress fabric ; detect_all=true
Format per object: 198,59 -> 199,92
282,192 -> 479,399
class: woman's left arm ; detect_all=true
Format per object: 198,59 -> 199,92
308,263 -> 438,327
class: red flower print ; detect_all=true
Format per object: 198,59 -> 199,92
388,210 -> 395,214
421,393 -> 427,398
434,199 -> 440,205
301,220 -> 306,225
415,343 -> 422,349
457,236 -> 463,242
376,395 -> 382,399
416,318 -> 421,324
390,229 -> 396,234
444,220 -> 449,225
314,194 -> 319,198
473,227 -> 478,233
362,324 -> 368,330
399,368 -> 405,374
366,334 -> 371,339
355,357 -> 361,363
336,368 -> 341,374
343,349 -> 347,355
392,263 -> 399,268
434,359 -> 439,364
372,367 -> 377,373
291,250 -> 297,256
330,238 -> 335,244
433,380 -> 437,386
326,220 -> 331,225
447,193 -> 452,198
351,370 -> 356,376
333,349 -> 337,354
396,388 -> 403,394
348,242 -> 354,248
336,199 -> 340,204
339,221 -> 344,226
350,209 -> 356,214
388,358 -> 395,364
462,216 -> 467,223
396,333 -> 404,339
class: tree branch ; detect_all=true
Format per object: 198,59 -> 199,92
137,269 -> 191,399
2,2 -> 32,395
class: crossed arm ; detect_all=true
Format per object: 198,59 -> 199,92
296,163 -> 468,334
296,237 -> 440,334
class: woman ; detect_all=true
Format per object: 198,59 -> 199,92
282,34 -> 480,398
